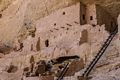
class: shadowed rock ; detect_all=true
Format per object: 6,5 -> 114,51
51,55 -> 80,64
7,65 -> 18,73
0,42 -> 13,54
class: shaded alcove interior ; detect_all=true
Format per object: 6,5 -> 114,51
79,1 -> 119,33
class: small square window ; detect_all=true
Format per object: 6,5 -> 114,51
90,16 -> 93,20
82,14 -> 85,20
63,12 -> 65,15
45,39 -> 49,47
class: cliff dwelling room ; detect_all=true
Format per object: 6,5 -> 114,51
0,0 -> 120,80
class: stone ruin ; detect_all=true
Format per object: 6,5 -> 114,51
80,2 -> 117,33
0,0 -> 119,80
22,55 -> 84,80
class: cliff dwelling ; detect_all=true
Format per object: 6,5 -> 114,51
80,2 -> 117,33
0,0 -> 120,80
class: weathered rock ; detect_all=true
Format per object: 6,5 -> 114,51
0,42 -> 13,54
24,77 -> 39,80
0,0 -> 79,43
7,64 -> 18,73
0,53 -> 5,58
39,75 -> 54,80
34,60 -> 46,76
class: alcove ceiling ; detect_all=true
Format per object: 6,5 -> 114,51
81,0 -> 120,19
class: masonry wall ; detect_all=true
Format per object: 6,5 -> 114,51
96,5 -> 117,33
86,4 -> 97,25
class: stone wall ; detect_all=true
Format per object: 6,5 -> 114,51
86,4 -> 97,25
19,3 -> 109,63
79,3 -> 117,33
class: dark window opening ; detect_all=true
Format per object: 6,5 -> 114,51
67,28 -> 69,30
99,29 -> 100,32
63,12 -> 65,15
24,23 -> 27,26
45,39 -> 49,47
90,16 -> 93,20
82,14 -> 85,20
54,23 -> 56,26
92,24 -> 96,27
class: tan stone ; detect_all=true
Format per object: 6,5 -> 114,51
77,76 -> 87,80
79,30 -> 88,45
24,77 -> 39,80
39,75 -> 54,80
0,53 -> 4,58
0,0 -> 79,43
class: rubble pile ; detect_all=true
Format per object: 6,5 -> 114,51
22,55 -> 84,80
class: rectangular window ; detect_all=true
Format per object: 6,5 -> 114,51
82,14 -> 85,20
90,16 -> 93,20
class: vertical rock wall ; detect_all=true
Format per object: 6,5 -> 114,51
0,0 -> 80,44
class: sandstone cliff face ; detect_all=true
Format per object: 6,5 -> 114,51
0,0 -> 79,44
0,0 -> 120,80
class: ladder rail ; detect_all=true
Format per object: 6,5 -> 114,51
57,63 -> 69,80
83,34 -> 114,77
82,26 -> 118,77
